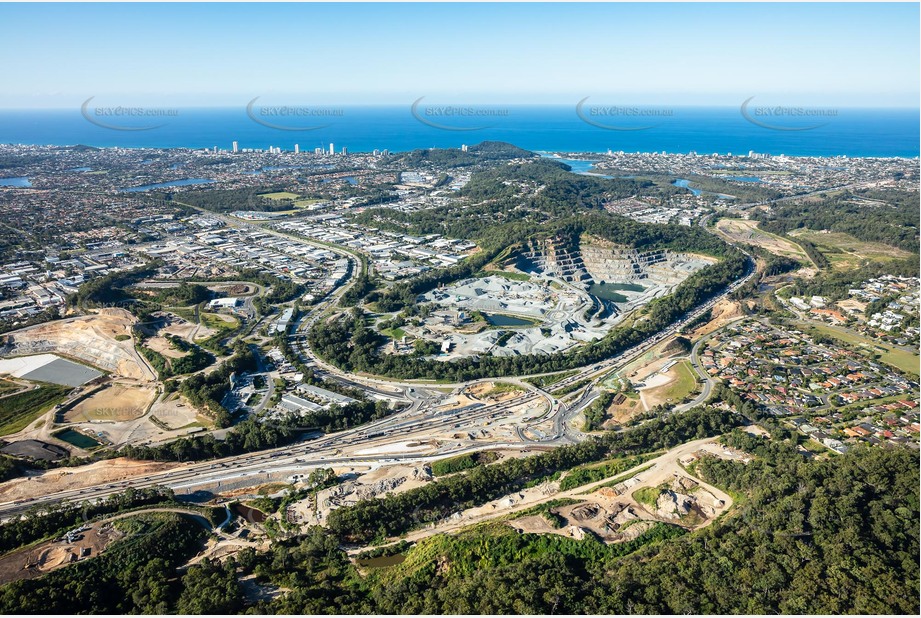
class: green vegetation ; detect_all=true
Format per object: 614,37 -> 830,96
593,464 -> 656,490
166,186 -> 301,213
385,141 -> 534,169
173,343 -> 255,427
582,390 -> 616,431
655,360 -> 699,403
780,257 -> 919,302
120,413 -> 297,462
558,453 -> 659,491
632,485 -> 664,508
0,512 -> 207,614
523,370 -> 580,389
140,336 -> 214,380
481,269 -> 530,282
68,261 -> 161,308
298,399 -> 395,433
0,378 -> 22,396
200,312 -> 239,333
0,487 -> 181,555
430,451 -> 500,477
259,191 -> 300,200
757,189 -> 920,254
139,282 -> 212,306
789,229 -> 915,270
789,234 -> 830,269
0,384 -> 71,436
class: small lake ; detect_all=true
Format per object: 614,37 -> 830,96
724,175 -> 762,183
233,503 -> 267,523
54,429 -> 101,449
0,176 -> 32,187
672,178 -> 734,199
68,167 -> 92,172
589,282 -> 646,303
540,155 -> 615,179
122,178 -> 215,192
483,313 -> 536,327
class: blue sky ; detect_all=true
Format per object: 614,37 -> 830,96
1,2 -> 918,108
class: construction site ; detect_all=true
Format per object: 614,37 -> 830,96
0,521 -> 124,587
0,309 -> 212,458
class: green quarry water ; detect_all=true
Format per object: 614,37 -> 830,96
483,313 -> 537,327
53,429 -> 101,449
588,282 -> 646,303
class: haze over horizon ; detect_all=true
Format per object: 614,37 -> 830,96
0,2 -> 918,109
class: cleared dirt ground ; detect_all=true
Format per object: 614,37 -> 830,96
145,336 -> 189,359
639,361 -> 698,410
64,382 -> 157,422
467,382 -> 525,403
0,458 -> 180,502
0,521 -> 124,586
715,219 -> 807,261
688,299 -> 745,339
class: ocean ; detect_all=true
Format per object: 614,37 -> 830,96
0,106 -> 917,157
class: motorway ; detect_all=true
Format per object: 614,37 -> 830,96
0,207 -> 757,520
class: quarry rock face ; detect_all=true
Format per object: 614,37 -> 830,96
519,235 -> 708,287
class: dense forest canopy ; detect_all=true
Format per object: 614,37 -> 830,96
383,141 -> 535,169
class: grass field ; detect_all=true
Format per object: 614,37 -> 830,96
632,485 -> 663,509
488,382 -> 525,395
258,191 -> 300,200
381,327 -> 407,340
800,321 -> 919,376
642,360 -> 699,407
0,384 -> 71,436
293,198 -> 321,207
199,312 -> 240,332
787,229 -> 915,270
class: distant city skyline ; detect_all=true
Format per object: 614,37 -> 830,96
0,2 -> 918,109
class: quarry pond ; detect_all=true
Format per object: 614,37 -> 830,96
483,313 -> 537,327
588,282 -> 647,303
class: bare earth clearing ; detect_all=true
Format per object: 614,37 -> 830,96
0,458 -> 180,502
